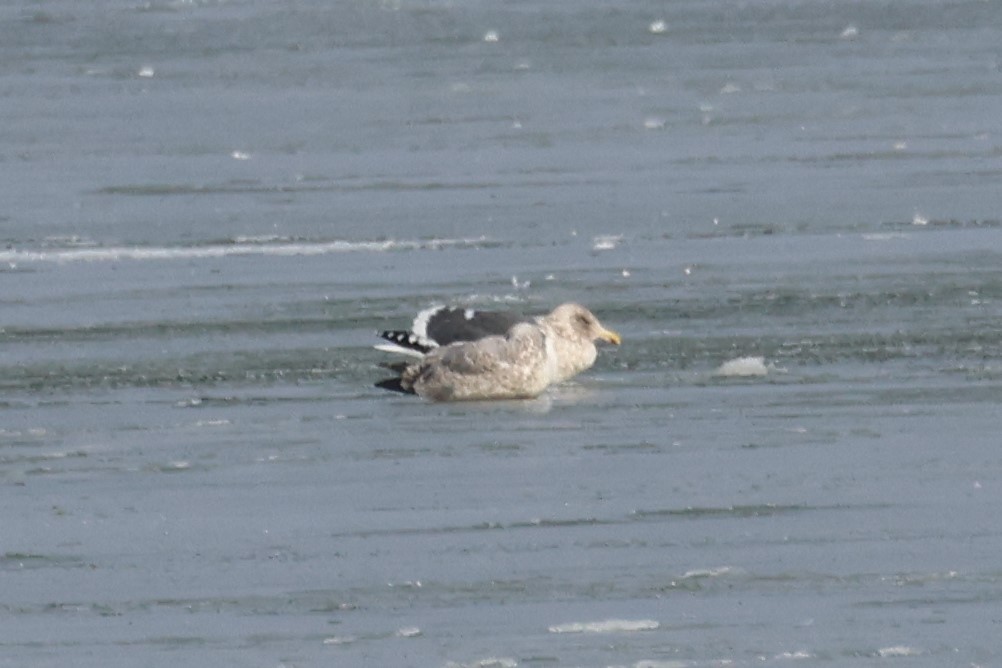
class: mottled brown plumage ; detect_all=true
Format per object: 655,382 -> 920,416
392,303 -> 620,402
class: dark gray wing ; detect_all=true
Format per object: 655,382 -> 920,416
377,306 -> 531,355
423,308 -> 531,346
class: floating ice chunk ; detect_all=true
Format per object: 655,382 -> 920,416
592,234 -> 623,251
643,117 -> 666,130
714,356 -> 769,377
912,212 -> 929,226
483,30 -> 499,43
230,150 -> 251,160
322,636 -> 354,645
719,82 -> 741,94
648,20 -> 668,35
840,24 -> 859,40
396,627 -> 421,638
548,619 -> 659,634
137,65 -> 155,78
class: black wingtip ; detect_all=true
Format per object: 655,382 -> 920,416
377,330 -> 436,354
375,377 -> 414,394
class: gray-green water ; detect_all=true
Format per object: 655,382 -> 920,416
3,1 -> 1002,666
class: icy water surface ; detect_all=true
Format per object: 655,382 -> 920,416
3,0 -> 1002,666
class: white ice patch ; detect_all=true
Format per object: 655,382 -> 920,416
775,650 -> 813,660
714,356 -> 770,377
395,626 -> 421,638
195,419 -> 229,427
444,658 -> 517,668
592,234 -> 623,251
548,618 -> 659,634
877,646 -> 922,658
681,566 -> 738,579
862,232 -> 909,241
0,237 -> 490,265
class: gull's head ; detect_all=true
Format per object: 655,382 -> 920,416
549,303 -> 622,345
